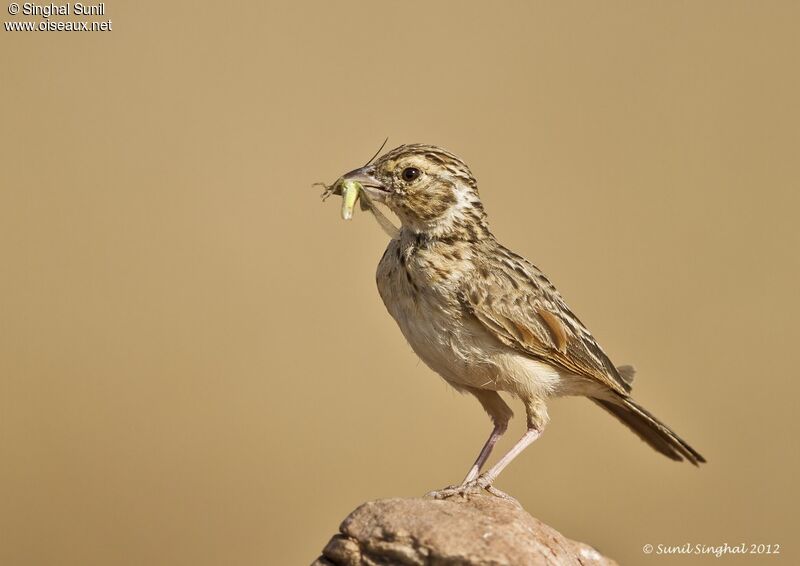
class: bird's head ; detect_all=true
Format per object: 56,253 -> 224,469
341,144 -> 490,240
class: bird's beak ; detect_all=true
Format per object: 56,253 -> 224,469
341,167 -> 389,200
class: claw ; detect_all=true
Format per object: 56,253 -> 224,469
485,485 -> 516,501
425,474 -> 502,500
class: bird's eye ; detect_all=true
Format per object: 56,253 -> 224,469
401,167 -> 421,182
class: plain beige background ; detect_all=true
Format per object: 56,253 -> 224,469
2,1 -> 798,564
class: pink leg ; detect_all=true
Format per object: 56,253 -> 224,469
477,427 -> 541,487
462,424 -> 506,484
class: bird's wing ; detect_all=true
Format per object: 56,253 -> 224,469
460,248 -> 631,396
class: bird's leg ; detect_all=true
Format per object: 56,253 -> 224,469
461,423 -> 506,484
473,401 -> 547,490
427,390 -> 512,500
427,427 -> 537,501
428,401 -> 545,500
460,389 -> 513,483
473,426 -> 541,488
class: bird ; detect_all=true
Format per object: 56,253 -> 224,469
329,143 -> 705,497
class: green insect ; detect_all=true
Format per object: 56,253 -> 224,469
315,177 -> 360,220
315,177 -> 399,239
339,179 -> 361,220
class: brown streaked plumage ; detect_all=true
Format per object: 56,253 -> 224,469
330,143 -> 705,496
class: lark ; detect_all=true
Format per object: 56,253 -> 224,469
327,144 -> 704,497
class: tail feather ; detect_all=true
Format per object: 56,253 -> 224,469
593,395 -> 706,466
615,364 -> 636,387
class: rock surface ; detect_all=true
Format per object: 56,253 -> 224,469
312,493 -> 617,566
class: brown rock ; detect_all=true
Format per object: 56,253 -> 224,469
312,493 -> 617,566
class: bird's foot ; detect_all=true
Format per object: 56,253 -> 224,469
426,474 -> 513,500
425,482 -> 479,500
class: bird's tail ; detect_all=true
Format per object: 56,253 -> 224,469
592,395 -> 706,465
